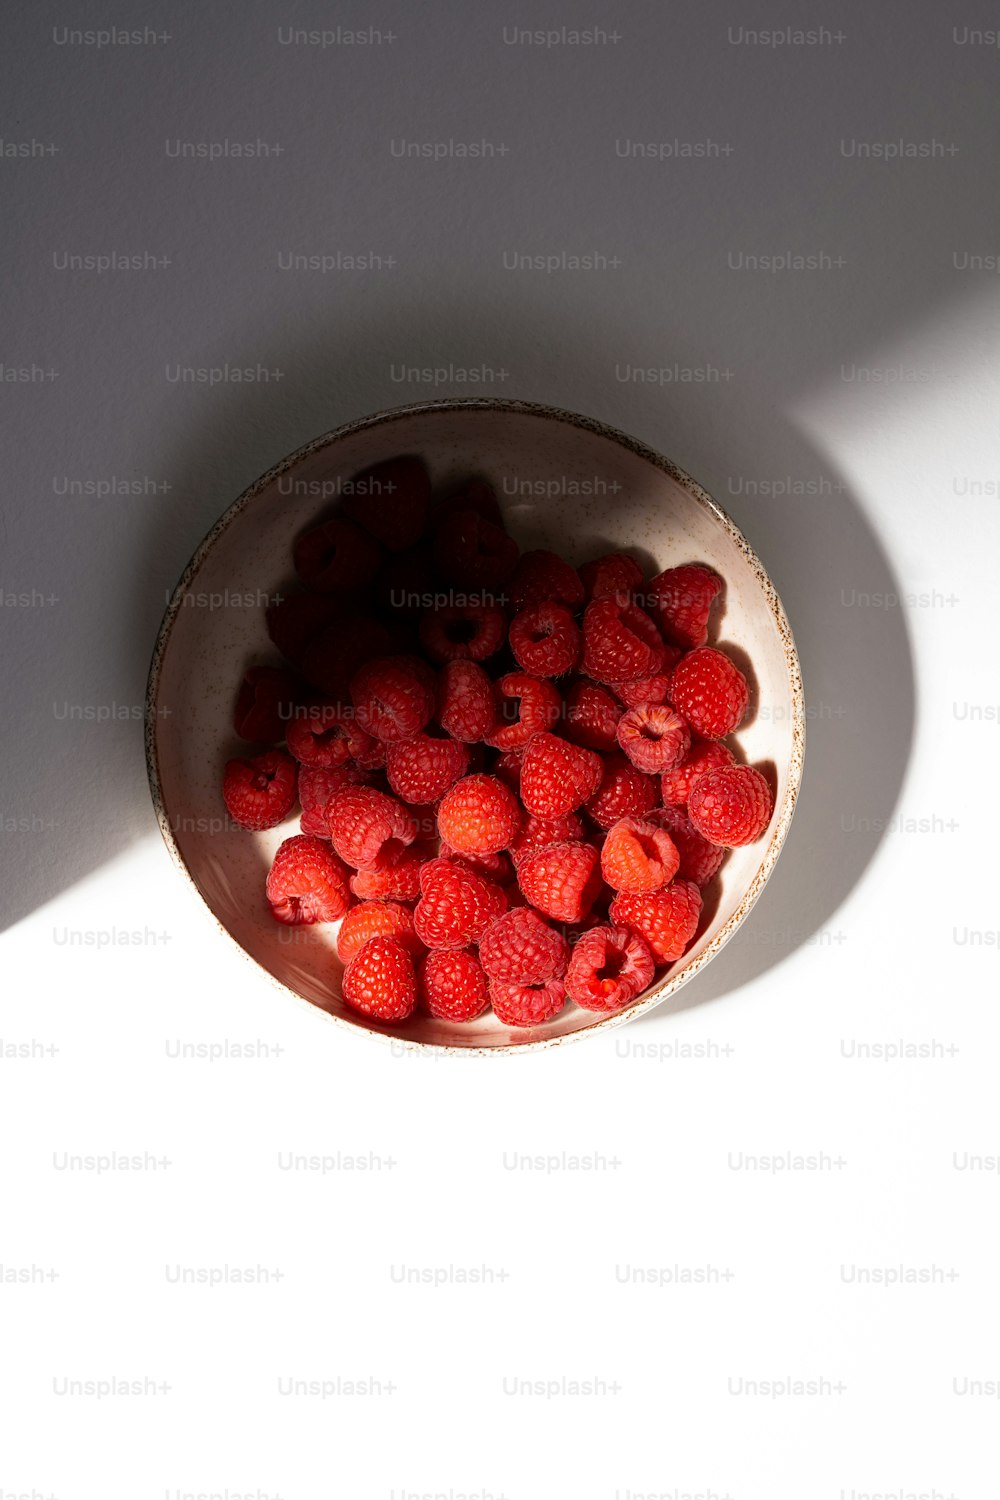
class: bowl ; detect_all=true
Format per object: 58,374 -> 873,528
146,398 -> 804,1052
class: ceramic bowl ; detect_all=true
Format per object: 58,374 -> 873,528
146,399 -> 804,1052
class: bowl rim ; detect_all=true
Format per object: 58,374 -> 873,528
145,396 -> 805,1054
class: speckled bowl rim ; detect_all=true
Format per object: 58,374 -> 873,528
145,397 -> 805,1055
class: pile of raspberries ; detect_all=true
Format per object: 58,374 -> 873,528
221,455 -> 773,1029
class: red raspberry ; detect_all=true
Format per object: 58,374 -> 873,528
609,882 -> 702,965
286,700 -> 379,769
222,748 -> 297,831
298,764 -> 368,836
581,595 -> 666,683
485,672 -> 561,751
433,509 -> 519,591
579,551 -> 644,602
479,907 -> 570,983
439,843 -> 514,884
648,564 -> 723,649
432,478 -> 505,531
437,773 -> 522,856
585,753 -> 657,830
419,602 -> 506,664
373,546 -> 436,617
489,976 -> 567,1028
326,786 -> 417,867
508,601 -> 581,677
509,549 -> 584,611
648,806 -> 726,886
609,669 -> 679,708
293,516 -> 382,592
350,655 -> 436,742
563,678 -> 621,751
336,900 -> 422,963
265,835 -> 351,924
385,732 -> 469,804
659,734 -> 735,805
297,616 -> 396,701
564,925 -> 654,1013
233,665 -> 300,743
600,816 -> 680,893
342,455 -> 431,552
266,590 -> 346,666
517,840 -> 602,923
349,840 -> 432,902
342,935 -> 417,1022
413,857 -> 507,949
509,811 -> 585,868
688,764 -> 774,847
493,749 -> 523,791
437,660 -> 494,742
616,703 -> 691,774
668,647 -> 748,739
519,732 -> 603,818
419,948 -> 489,1021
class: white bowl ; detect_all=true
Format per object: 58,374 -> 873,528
146,399 -> 805,1052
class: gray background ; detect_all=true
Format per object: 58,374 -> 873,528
8,0 -> 998,989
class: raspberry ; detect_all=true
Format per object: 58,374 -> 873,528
564,925 -> 654,1013
508,602 -> 580,677
336,900 -> 422,963
297,616 -> 396,701
233,665 -> 300,743
585,753 -> 657,830
326,786 -> 417,867
479,907 -> 569,983
419,602 -> 506,665
373,547 -> 436,617
517,840 -> 602,923
433,508 -> 519,591
648,564 -> 722,649
437,659 -> 494,742
350,655 -> 436,742
488,976 -> 567,1028
222,749 -> 297,831
265,835 -> 351,925
485,672 -> 561,751
660,734 -> 735,806
609,882 -> 702,965
419,948 -> 489,1022
688,764 -> 773,847
432,478 -> 505,531
563,678 -> 621,750
493,749 -> 523,791
413,857 -> 507,949
293,516 -> 382,593
266,590 -> 350,665
342,455 -> 431,552
616,703 -> 691,774
668,647 -> 748,739
581,595 -> 666,683
519,732 -> 603,818
509,549 -> 584,611
349,840 -> 431,902
579,551 -> 644,602
286,700 -> 377,769
609,670 -> 678,708
648,806 -> 726,886
385,732 -> 469,804
437,773 -> 522,856
600,816 -> 680,893
342,936 -> 417,1022
509,811 -> 585,868
439,843 -> 514,884
298,764 -> 368,836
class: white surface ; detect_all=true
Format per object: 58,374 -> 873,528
2,3 -> 999,1496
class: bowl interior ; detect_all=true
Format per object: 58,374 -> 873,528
149,403 -> 802,1050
